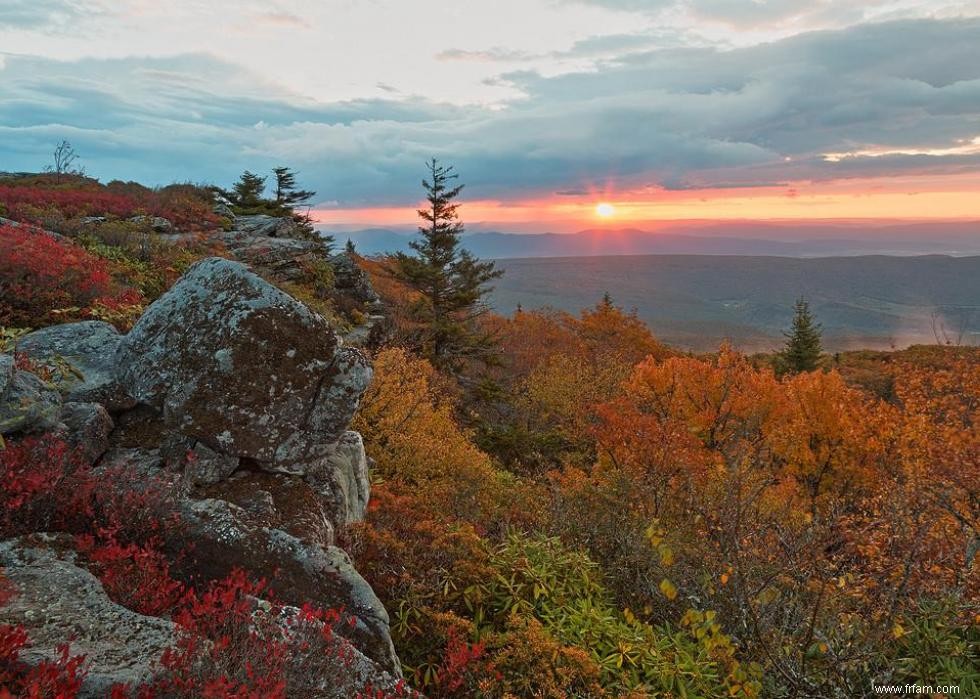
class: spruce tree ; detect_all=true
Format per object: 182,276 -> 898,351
229,171 -> 267,213
272,166 -> 316,209
394,158 -> 502,369
780,296 -> 823,373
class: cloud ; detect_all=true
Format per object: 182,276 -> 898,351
568,0 -> 980,29
0,18 -> 978,205
437,31 -> 691,65
254,11 -> 307,29
437,47 -> 536,62
0,0 -> 108,30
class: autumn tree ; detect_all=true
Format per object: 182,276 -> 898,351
393,159 -> 502,370
781,296 -> 823,373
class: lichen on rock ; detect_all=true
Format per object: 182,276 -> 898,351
115,257 -> 372,467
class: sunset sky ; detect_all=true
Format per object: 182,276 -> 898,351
2,0 -> 979,229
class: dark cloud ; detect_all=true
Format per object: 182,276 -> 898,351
1,18 -> 978,204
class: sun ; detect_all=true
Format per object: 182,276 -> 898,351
595,202 -> 615,218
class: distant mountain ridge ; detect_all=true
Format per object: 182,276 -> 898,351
323,221 -> 980,258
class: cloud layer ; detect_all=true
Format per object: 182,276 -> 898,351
1,2 -> 978,209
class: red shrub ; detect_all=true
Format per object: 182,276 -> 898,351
148,570 -> 288,698
76,535 -> 186,618
0,436 -> 94,538
0,184 -> 138,222
0,224 -> 143,327
431,629 -> 494,695
0,624 -> 87,698
0,181 -> 222,233
0,434 -> 407,697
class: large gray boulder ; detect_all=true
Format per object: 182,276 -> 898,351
0,365 -> 62,435
16,321 -> 134,411
115,257 -> 371,467
0,535 -> 177,697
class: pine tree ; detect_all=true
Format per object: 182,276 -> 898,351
272,166 -> 316,209
393,158 -> 503,369
780,296 -> 823,373
228,171 -> 267,213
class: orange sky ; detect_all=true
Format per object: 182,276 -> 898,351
313,172 -> 980,228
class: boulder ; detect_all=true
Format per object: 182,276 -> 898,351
218,231 -> 327,282
0,535 -> 177,697
212,202 -> 235,218
184,441 -> 239,486
303,431 -> 371,527
0,367 -> 62,436
175,498 -> 400,675
16,321 -> 135,411
57,402 -> 113,464
129,215 -> 174,233
96,447 -> 165,477
115,257 -> 372,467
200,471 -> 336,548
234,214 -> 302,238
330,251 -> 380,303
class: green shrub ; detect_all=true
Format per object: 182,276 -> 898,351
462,535 -> 762,697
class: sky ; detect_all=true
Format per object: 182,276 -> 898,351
1,0 -> 979,229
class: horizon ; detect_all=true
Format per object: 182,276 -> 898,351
316,216 -> 980,235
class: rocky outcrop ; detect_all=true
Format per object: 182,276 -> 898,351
128,215 -> 174,233
0,535 -> 177,697
174,498 -> 400,675
1,253 -> 402,688
331,251 -> 380,304
0,534 -> 405,697
16,321 -> 134,411
115,257 -> 371,468
234,214 -> 304,238
305,430 -> 371,526
217,230 -> 328,282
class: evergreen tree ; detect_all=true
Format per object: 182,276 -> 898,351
228,171 -> 267,213
393,158 -> 503,369
780,296 -> 823,373
272,166 -> 316,208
